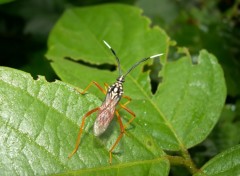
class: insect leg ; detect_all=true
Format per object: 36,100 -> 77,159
68,107 -> 99,159
119,104 -> 136,129
117,95 -> 132,112
104,83 -> 109,88
109,110 -> 125,164
75,81 -> 106,95
121,95 -> 132,107
109,106 -> 136,163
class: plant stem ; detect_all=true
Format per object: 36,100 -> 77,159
181,149 -> 198,174
166,150 -> 199,175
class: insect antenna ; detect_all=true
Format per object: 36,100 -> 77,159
103,40 -> 163,78
103,40 -> 122,76
123,53 -> 163,77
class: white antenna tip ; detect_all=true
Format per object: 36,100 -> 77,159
150,53 -> 164,58
103,40 -> 111,49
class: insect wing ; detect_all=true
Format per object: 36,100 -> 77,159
93,96 -> 118,136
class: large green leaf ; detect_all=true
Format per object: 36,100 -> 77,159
0,3 -> 227,175
46,4 -> 226,151
0,67 -> 169,175
194,145 -> 240,176
152,50 -> 226,150
46,4 -> 168,98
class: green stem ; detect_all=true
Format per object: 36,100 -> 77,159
166,150 -> 198,175
181,149 -> 198,174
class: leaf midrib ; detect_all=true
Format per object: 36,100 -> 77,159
127,73 -> 185,150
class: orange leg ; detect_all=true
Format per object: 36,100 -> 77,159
121,95 -> 132,107
69,82 -> 106,159
109,110 -> 125,164
109,105 -> 136,164
117,95 -> 132,113
119,104 -> 136,128
68,107 -> 99,159
104,83 -> 109,89
75,81 -> 106,95
118,95 -> 136,128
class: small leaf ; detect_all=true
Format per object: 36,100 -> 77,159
194,145 -> 240,176
0,67 -> 169,175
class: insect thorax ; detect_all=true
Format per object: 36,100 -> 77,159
107,76 -> 124,102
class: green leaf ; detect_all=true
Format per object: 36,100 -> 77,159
194,145 -> 240,176
46,3 -> 226,159
152,50 -> 226,150
46,4 -> 169,98
0,3 -> 227,175
0,67 -> 169,175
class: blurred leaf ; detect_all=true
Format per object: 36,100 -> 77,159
136,0 -> 179,25
0,0 -> 14,5
0,67 -> 168,175
194,145 -> 240,176
138,0 -> 240,97
210,104 -> 240,152
169,2 -> 240,96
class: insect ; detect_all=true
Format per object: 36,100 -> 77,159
68,40 -> 163,164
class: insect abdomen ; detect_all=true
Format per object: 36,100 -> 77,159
93,107 -> 115,136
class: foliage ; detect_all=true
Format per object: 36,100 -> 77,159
0,0 -> 239,175
137,0 -> 240,97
